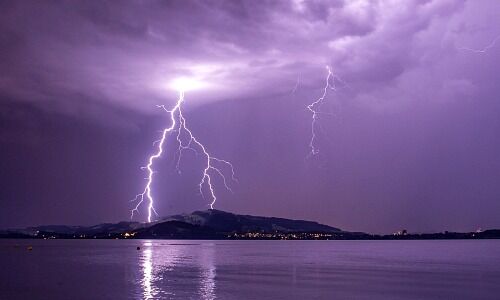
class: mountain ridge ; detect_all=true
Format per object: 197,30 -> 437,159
1,209 -> 342,239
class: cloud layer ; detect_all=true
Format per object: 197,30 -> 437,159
2,0 -> 497,112
1,0 -> 500,232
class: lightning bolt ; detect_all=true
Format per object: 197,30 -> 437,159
131,90 -> 236,222
306,66 -> 341,157
306,66 -> 349,157
307,66 -> 333,156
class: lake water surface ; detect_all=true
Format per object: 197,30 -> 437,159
1,239 -> 499,299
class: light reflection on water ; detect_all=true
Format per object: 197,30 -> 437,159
139,241 -> 216,299
141,247 -> 154,299
133,240 -> 500,300
1,240 -> 500,299
199,243 -> 216,300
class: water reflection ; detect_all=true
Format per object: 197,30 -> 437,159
199,243 -> 216,300
141,247 -> 155,299
138,241 -> 217,299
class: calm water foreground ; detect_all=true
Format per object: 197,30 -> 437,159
1,240 -> 499,299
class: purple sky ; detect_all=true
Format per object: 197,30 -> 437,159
1,0 -> 500,233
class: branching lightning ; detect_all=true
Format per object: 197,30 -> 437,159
131,89 -> 236,222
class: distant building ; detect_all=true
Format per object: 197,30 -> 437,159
393,229 -> 408,236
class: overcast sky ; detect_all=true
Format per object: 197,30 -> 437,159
1,0 -> 499,233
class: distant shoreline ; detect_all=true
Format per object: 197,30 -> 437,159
1,230 -> 499,241
2,209 -> 499,241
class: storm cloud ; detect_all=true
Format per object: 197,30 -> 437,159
1,0 -> 499,233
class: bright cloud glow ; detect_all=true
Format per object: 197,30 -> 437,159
169,77 -> 208,92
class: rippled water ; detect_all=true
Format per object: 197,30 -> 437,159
1,239 -> 499,299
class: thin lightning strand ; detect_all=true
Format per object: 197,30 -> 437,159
291,74 -> 300,94
131,90 -> 236,222
458,34 -> 500,54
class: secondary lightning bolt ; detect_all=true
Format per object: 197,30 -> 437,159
306,66 -> 349,157
131,89 -> 236,222
307,66 -> 333,156
173,91 -> 237,210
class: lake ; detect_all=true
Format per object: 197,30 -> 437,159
1,239 -> 499,299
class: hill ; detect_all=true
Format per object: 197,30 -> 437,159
0,209 -> 343,239
163,209 -> 341,233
